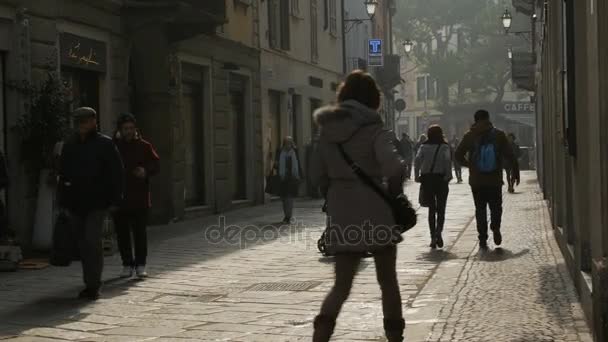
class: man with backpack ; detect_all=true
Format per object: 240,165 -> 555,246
455,110 -> 520,249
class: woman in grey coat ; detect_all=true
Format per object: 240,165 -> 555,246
311,71 -> 406,342
415,125 -> 452,248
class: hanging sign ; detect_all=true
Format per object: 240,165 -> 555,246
368,39 -> 383,67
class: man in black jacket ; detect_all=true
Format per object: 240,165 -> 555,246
58,107 -> 124,300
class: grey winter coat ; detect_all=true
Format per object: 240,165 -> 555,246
312,100 -> 405,254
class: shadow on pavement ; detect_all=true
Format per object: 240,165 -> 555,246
477,247 -> 530,262
417,249 -> 460,262
0,200 -> 325,338
537,264 -> 584,322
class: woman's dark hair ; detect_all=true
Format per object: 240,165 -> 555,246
117,112 -> 136,129
337,70 -> 381,109
426,125 -> 447,144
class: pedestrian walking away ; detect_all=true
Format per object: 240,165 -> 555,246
399,133 -> 414,180
414,134 -> 427,156
58,107 -> 124,300
113,113 -> 160,279
455,109 -> 520,250
505,132 -> 522,193
450,136 -> 463,183
311,70 -> 407,342
415,125 -> 452,249
274,136 -> 303,224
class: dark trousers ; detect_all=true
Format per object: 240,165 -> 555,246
454,166 -> 462,182
424,178 -> 449,237
506,168 -> 516,189
471,186 -> 503,242
70,210 -> 106,290
318,246 -> 402,320
113,209 -> 148,267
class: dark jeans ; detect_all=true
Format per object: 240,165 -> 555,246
471,186 -> 503,242
113,209 -> 148,267
69,210 -> 106,290
423,177 -> 449,237
318,246 -> 402,321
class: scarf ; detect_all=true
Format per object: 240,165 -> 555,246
279,149 -> 299,179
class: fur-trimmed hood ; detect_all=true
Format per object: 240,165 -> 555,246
313,100 -> 383,143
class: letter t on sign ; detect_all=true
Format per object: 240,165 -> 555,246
369,39 -> 382,54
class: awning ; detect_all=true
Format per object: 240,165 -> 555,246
499,113 -> 535,127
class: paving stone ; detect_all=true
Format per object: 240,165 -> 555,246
0,172 -> 594,341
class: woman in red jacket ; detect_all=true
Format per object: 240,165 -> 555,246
113,113 -> 160,279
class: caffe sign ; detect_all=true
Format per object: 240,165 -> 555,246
60,33 -> 106,73
502,102 -> 535,114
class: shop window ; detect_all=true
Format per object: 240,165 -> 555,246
182,80 -> 206,206
62,68 -> 100,127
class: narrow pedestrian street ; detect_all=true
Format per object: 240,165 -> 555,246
0,172 -> 592,341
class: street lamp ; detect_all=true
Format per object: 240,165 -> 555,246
344,0 -> 378,33
403,39 -> 413,54
501,9 -> 513,32
365,0 -> 378,19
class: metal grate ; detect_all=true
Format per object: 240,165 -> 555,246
246,281 -> 321,292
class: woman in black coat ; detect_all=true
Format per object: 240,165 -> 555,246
274,136 -> 303,224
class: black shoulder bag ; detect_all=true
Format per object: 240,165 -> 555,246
337,144 -> 417,234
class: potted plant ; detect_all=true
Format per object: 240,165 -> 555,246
10,72 -> 72,250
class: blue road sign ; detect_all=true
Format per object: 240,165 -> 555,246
369,39 -> 382,55
368,39 -> 383,67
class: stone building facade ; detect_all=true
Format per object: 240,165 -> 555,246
258,0 -> 344,195
535,0 -> 608,340
126,0 -> 263,221
0,0 -> 128,246
0,0 -> 264,246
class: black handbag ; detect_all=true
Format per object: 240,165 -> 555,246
50,211 -> 78,267
337,144 -> 417,234
419,145 -> 442,208
264,174 -> 281,196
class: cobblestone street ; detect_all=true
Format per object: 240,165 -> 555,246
0,172 -> 593,341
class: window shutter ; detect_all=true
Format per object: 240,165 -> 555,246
280,0 -> 291,50
268,0 -> 279,48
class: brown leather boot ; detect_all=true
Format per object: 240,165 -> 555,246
313,315 -> 336,342
384,318 -> 405,342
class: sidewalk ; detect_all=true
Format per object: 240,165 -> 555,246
405,174 -> 593,342
0,172 -> 593,341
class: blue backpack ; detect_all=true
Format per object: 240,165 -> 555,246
473,129 -> 498,173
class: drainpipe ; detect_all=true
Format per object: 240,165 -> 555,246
341,0 -> 346,75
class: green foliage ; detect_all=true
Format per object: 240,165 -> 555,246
9,72 -> 72,170
395,0 -> 513,108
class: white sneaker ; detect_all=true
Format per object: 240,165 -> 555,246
135,266 -> 148,278
119,266 -> 133,278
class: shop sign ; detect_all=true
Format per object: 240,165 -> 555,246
60,33 -> 106,73
502,102 -> 535,114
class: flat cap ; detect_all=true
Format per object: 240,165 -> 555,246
72,107 -> 97,118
